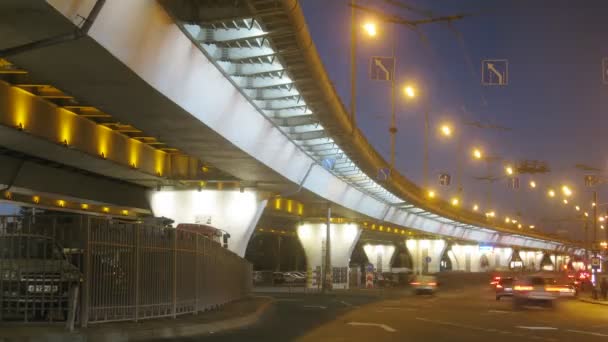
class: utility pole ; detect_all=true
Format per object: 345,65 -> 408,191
593,191 -> 598,251
350,0 -> 357,133
423,111 -> 429,187
322,205 -> 332,293
389,24 -> 397,172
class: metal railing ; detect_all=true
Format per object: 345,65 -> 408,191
0,215 -> 252,326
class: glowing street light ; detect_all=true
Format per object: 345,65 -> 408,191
403,85 -> 416,98
362,22 -> 377,37
563,199 -> 568,204
561,185 -> 572,197
529,180 -> 536,188
486,211 -> 496,218
505,166 -> 514,176
472,148 -> 483,160
427,190 -> 436,199
451,197 -> 459,206
575,205 -> 580,211
472,204 -> 479,211
600,216 -> 605,222
518,224 -> 522,229
547,189 -> 555,198
592,202 -> 597,207
505,217 -> 511,223
529,225 -> 535,229
584,212 -> 589,217
440,124 -> 452,137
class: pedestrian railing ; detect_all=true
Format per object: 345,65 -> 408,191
0,215 -> 252,326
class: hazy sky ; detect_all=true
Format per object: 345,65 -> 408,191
301,0 -> 608,240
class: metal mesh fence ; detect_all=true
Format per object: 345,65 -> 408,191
0,215 -> 252,326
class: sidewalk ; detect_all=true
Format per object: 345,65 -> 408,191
579,294 -> 608,306
0,296 -> 273,342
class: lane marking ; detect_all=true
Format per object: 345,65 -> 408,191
488,309 -> 510,314
566,329 -> 608,337
302,305 -> 327,309
275,299 -> 303,302
347,322 -> 396,332
415,317 -> 556,341
516,326 -> 558,331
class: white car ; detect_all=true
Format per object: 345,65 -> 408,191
512,276 -> 559,309
410,275 -> 438,294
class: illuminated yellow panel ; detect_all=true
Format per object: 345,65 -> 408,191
102,207 -> 110,213
297,203 -> 303,216
274,198 -> 282,210
32,196 -> 40,204
121,210 -> 129,216
287,200 -> 293,213
57,200 -> 65,207
12,87 -> 31,129
81,204 -> 89,210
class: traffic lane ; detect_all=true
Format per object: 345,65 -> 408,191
296,286 -> 608,342
168,292 -> 383,341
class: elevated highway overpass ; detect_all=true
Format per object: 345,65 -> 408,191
0,0 -> 583,284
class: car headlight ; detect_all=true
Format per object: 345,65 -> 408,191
1,269 -> 18,280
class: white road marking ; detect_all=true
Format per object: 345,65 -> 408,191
516,326 -> 558,330
566,329 -> 608,337
302,305 -> 327,309
275,299 -> 303,302
340,300 -> 353,307
488,309 -> 510,314
347,322 -> 396,332
415,318 -> 556,341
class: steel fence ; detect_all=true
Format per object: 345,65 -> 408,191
0,215 -> 252,326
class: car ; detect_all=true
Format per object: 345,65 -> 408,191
495,277 -> 514,300
512,275 -> 559,309
543,277 -> 577,298
0,234 -> 82,320
272,272 -> 285,284
410,275 -> 438,294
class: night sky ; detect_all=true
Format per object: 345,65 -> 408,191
300,0 -> 608,240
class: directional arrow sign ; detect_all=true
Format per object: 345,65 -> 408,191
370,56 -> 395,81
482,59 -> 508,85
348,322 -> 397,332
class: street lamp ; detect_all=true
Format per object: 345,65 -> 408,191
440,124 -> 452,137
562,185 -> 573,197
472,148 -> 483,160
529,180 -> 536,188
547,189 -> 555,198
575,205 -> 580,211
505,166 -> 514,176
563,199 -> 568,204
451,197 -> 459,206
472,204 -> 479,211
427,189 -> 436,199
403,85 -> 415,98
362,22 -> 377,37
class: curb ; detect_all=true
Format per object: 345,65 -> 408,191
1,298 -> 275,342
578,298 -> 608,306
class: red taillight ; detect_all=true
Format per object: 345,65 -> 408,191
496,284 -> 503,289
427,282 -> 437,286
410,282 -> 421,285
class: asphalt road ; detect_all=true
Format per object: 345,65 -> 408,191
169,285 -> 608,342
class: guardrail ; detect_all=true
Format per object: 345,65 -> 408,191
0,215 -> 252,327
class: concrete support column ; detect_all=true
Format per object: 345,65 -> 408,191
406,239 -> 446,274
449,244 -> 484,272
297,223 -> 361,289
519,251 -> 543,271
148,189 -> 268,257
362,244 -> 396,273
493,247 -> 513,270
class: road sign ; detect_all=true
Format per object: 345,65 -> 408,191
508,177 -> 520,190
591,256 -> 601,269
425,256 -> 432,263
585,175 -> 599,187
321,158 -> 335,171
439,173 -> 451,186
603,58 -> 608,84
370,56 -> 395,81
366,263 -> 374,273
482,59 -> 508,85
377,167 -> 391,181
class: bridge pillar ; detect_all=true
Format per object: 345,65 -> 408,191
492,247 -> 514,270
406,239 -> 446,274
550,254 -> 568,271
449,244 -> 482,272
296,223 -> 361,289
362,244 -> 396,273
518,251 -> 543,271
148,189 -> 267,257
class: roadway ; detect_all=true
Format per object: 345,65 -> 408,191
165,283 -> 608,341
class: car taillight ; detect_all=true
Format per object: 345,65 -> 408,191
410,282 -> 420,285
545,286 -> 561,292
427,282 -> 437,286
490,281 -> 498,285
514,285 -> 533,291
496,284 -> 503,289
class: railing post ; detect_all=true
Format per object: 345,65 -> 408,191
172,230 -> 177,318
80,216 -> 91,327
134,225 -> 140,322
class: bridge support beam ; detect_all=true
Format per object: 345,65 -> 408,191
406,239 -> 446,274
148,189 -> 268,257
297,223 -> 361,289
362,244 -> 396,273
518,251 -> 544,271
